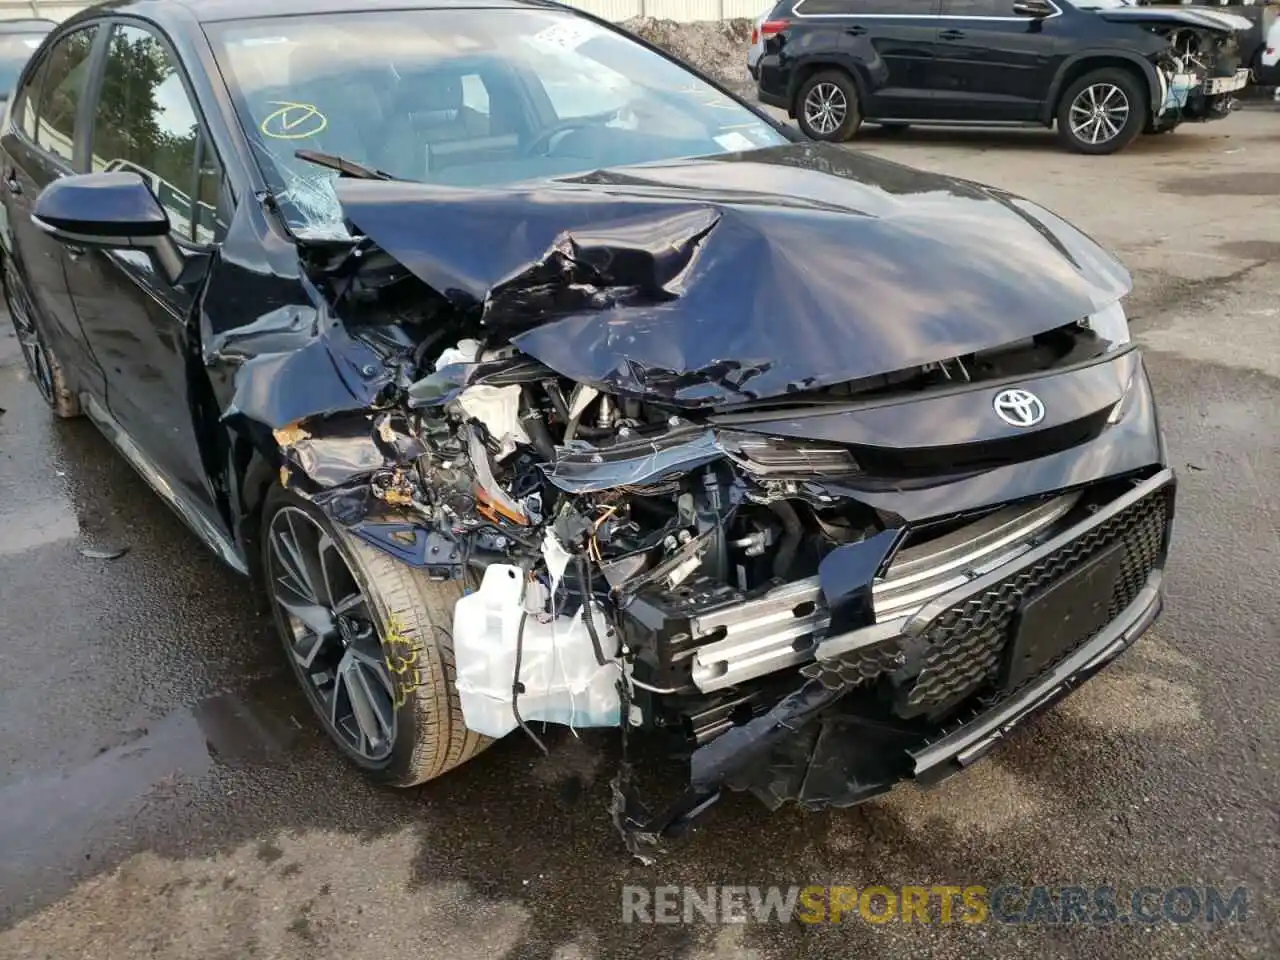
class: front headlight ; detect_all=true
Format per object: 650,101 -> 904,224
719,432 -> 860,478
1085,300 -> 1131,349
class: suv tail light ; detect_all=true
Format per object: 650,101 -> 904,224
761,19 -> 790,38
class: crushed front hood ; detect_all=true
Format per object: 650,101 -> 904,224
335,143 -> 1130,407
1097,7 -> 1248,32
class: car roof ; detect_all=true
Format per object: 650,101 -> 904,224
71,0 -> 560,26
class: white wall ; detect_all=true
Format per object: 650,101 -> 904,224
0,0 -> 86,20
0,0 -> 767,23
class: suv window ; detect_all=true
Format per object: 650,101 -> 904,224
944,0 -> 1015,14
91,24 -> 222,243
800,0 -> 938,12
35,25 -> 97,162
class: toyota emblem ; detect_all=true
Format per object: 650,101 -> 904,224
993,388 -> 1045,427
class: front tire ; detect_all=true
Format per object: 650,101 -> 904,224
795,69 -> 862,143
1056,68 -> 1146,155
261,485 -> 489,786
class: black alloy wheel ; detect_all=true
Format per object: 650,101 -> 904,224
1057,68 -> 1146,155
266,503 -> 399,765
261,486 -> 489,785
795,69 -> 862,143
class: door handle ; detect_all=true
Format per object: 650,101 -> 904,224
939,29 -> 966,40
3,171 -> 20,195
846,24 -> 867,36
65,244 -> 86,259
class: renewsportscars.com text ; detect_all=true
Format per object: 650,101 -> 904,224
621,884 -> 1248,926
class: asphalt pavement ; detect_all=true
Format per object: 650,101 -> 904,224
0,108 -> 1277,959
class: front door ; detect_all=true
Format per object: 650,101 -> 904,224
930,0 -> 1061,121
1,24 -> 108,402
63,21 -> 229,529
843,0 -> 946,120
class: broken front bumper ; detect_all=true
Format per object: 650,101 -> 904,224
1160,68 -> 1251,119
908,567 -> 1162,783
1204,68 -> 1252,96
684,493 -> 1078,696
678,468 -> 1175,814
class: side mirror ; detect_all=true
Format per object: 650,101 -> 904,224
1013,0 -> 1055,16
31,172 -> 186,284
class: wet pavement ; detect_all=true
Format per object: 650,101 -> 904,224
1,109 -> 1278,959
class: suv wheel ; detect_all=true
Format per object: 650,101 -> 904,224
1057,68 -> 1145,155
3,257 -> 80,418
261,485 -> 489,786
795,69 -> 862,143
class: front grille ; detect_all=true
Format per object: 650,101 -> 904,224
892,484 -> 1172,717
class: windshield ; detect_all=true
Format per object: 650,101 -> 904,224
0,32 -> 48,96
205,10 -> 787,237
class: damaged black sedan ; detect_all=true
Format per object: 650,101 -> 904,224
2,0 -> 1173,846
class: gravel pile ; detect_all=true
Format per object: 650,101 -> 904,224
621,17 -> 756,95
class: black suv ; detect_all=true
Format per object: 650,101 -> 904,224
754,0 -> 1252,153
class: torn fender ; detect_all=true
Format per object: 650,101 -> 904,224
334,142 -> 1131,407
272,411 -> 425,491
223,320 -> 394,430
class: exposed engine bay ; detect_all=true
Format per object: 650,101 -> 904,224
208,145 -> 1175,857
264,270 -> 1122,715
1144,16 -> 1250,120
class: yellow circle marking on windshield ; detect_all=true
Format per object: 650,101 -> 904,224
261,101 -> 327,140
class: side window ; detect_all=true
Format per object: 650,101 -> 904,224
35,26 -> 98,162
11,51 -> 48,141
945,0 -> 1014,14
91,24 -> 219,242
803,0 -> 938,12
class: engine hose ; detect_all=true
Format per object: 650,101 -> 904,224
542,379 -> 571,424
769,500 -> 803,580
520,385 -> 558,461
512,609 -> 549,755
564,411 -> 613,443
411,327 -> 450,368
577,554 -> 611,666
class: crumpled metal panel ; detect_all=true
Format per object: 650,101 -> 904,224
223,321 -> 394,430
334,142 -> 1131,407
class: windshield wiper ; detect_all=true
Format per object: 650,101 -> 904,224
294,149 -> 395,181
